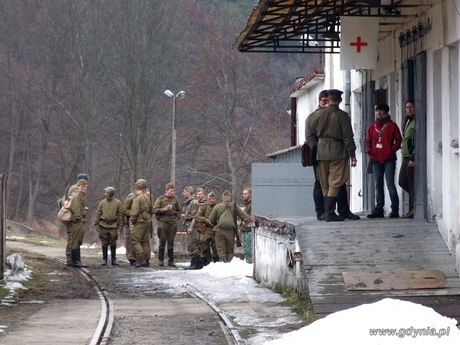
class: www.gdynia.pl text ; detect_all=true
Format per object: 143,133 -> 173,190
369,326 -> 451,338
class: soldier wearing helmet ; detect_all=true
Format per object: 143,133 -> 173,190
94,186 -> 123,266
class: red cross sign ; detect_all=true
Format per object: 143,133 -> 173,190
350,36 -> 368,53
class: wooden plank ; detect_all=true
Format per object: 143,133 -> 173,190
342,270 -> 449,290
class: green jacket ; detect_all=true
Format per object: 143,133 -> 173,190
401,117 -> 415,160
94,198 -> 123,229
153,195 -> 181,224
70,190 -> 86,222
131,193 -> 151,224
308,104 -> 356,160
239,200 -> 252,232
209,201 -> 249,232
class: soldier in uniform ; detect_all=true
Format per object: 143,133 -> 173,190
62,173 -> 89,266
196,187 -> 207,206
239,187 -> 253,264
69,179 -> 88,267
121,192 -> 137,266
196,191 -> 218,266
94,187 -> 123,266
308,89 -> 357,222
153,183 -> 181,267
130,179 -> 152,268
182,186 -> 201,269
209,190 -> 251,263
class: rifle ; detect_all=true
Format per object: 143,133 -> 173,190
233,203 -> 242,247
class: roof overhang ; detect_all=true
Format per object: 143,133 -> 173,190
233,0 -> 426,53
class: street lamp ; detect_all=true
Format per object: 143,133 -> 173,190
164,89 -> 186,186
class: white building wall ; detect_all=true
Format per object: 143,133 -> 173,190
293,0 -> 460,269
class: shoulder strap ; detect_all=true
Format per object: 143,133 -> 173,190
371,122 -> 390,147
318,111 -> 337,138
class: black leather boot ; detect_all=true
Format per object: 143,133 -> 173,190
367,207 -> 385,218
200,257 -> 210,267
167,248 -> 175,267
111,246 -> 119,266
158,248 -> 165,266
186,257 -> 201,270
213,256 -> 219,263
325,197 -> 345,222
72,248 -> 88,268
102,247 -> 108,266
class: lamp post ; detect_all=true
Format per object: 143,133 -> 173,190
164,90 -> 186,186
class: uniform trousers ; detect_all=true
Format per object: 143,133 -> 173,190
215,229 -> 235,261
99,225 -> 118,247
200,227 -> 217,258
317,159 -> 350,197
123,222 -> 136,261
241,231 -> 253,264
187,225 -> 201,257
157,221 -> 177,251
131,222 -> 151,261
69,221 -> 85,249
398,157 -> 415,211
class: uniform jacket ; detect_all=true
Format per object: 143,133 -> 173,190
153,195 -> 181,224
308,104 -> 356,160
365,115 -> 402,163
183,197 -> 200,228
209,201 -> 249,232
130,192 -> 151,224
196,203 -> 216,231
239,200 -> 252,232
70,190 -> 86,223
94,198 -> 123,229
305,106 -> 321,149
401,116 -> 415,160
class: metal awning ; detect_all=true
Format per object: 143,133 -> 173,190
233,0 -> 425,53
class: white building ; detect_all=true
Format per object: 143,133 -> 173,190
234,0 -> 460,273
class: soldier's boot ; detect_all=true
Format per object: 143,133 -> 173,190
158,248 -> 165,266
186,257 -> 201,270
213,256 -> 219,263
325,197 -> 345,222
129,259 -> 137,266
72,248 -> 88,268
101,247 -> 108,266
111,246 -> 119,266
167,248 -> 175,267
200,257 -> 210,267
135,254 -> 148,268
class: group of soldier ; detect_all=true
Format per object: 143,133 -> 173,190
61,175 -> 253,269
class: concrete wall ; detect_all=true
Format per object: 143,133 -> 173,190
253,217 -> 309,296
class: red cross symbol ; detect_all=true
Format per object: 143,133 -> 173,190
350,36 -> 368,53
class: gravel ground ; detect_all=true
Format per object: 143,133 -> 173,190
1,235 -> 231,345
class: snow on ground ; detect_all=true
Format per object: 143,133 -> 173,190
2,250 -> 460,343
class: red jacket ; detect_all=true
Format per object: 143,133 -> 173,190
365,117 -> 402,163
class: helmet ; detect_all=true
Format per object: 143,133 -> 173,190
136,179 -> 148,188
104,187 -> 115,197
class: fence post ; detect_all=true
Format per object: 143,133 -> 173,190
0,173 -> 8,281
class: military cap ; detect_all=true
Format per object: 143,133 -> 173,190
327,89 -> 343,95
132,183 -> 144,190
183,186 -> 194,193
208,191 -> 216,198
136,179 -> 148,188
165,183 -> 175,190
222,190 -> 231,197
76,173 -> 89,181
76,179 -> 88,186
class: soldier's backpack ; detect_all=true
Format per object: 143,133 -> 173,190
57,197 -> 73,225
218,205 -> 235,231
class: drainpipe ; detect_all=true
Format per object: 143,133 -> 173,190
290,97 -> 297,146
344,70 -> 351,114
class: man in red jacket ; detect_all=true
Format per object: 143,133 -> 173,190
366,103 -> 402,218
